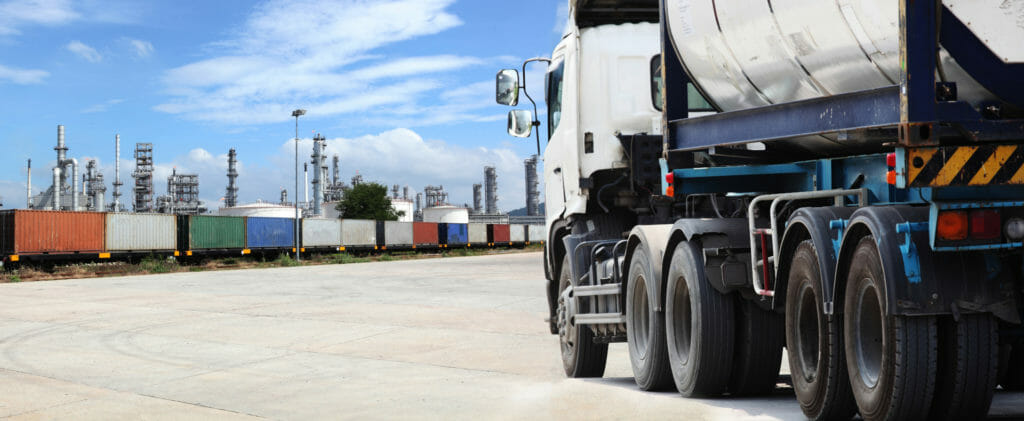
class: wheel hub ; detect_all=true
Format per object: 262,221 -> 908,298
558,285 -> 577,353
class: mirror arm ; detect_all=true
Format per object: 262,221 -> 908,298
520,57 -> 550,156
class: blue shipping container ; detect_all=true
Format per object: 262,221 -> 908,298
446,223 -> 468,245
246,217 -> 295,248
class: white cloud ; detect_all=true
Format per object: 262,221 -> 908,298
0,0 -> 78,36
0,63 -> 48,84
81,98 -> 124,113
126,38 -> 153,57
66,40 -> 101,62
155,0 -> 489,125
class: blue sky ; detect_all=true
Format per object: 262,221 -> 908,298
0,0 -> 565,211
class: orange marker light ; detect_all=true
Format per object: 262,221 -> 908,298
936,211 -> 968,241
886,170 -> 897,185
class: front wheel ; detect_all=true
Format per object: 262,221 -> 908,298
844,237 -> 937,421
626,245 -> 673,390
664,240 -> 734,396
557,255 -> 608,377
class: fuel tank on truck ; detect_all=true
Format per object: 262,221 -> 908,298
664,0 -> 1024,154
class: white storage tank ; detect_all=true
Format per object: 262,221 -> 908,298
341,219 -> 376,248
302,218 -> 341,248
106,213 -> 176,251
422,206 -> 469,224
219,202 -> 296,218
391,199 -> 414,222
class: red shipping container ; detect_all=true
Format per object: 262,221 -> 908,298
413,222 -> 439,246
0,210 -> 105,254
492,224 -> 510,244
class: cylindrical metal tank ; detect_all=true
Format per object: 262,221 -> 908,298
384,221 -> 414,247
664,0 -> 1024,113
302,218 -> 341,248
106,213 -> 176,251
246,217 -> 295,249
391,199 -> 415,222
218,202 -> 296,218
341,219 -> 376,248
468,223 -> 488,245
422,206 -> 470,224
0,210 -> 105,254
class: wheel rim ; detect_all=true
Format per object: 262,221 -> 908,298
671,275 -> 692,365
558,283 -> 577,361
854,280 -> 883,388
630,275 -> 650,359
795,281 -> 820,382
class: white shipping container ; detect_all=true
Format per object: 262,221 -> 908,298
510,224 -> 526,243
105,213 -> 176,251
527,224 -> 546,243
384,221 -> 413,246
468,223 -> 488,245
302,218 -> 341,247
341,219 -> 376,247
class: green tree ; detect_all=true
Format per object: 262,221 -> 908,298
335,182 -> 404,220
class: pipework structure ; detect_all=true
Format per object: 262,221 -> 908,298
310,133 -> 327,216
525,155 -> 540,216
28,125 -> 86,211
423,185 -> 449,208
472,183 -> 483,214
226,148 -> 238,208
84,160 -> 106,211
132,143 -> 154,212
484,166 -> 498,215
156,168 -> 204,215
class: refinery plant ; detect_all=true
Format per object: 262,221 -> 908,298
20,125 -> 543,224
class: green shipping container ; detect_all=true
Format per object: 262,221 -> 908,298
188,215 -> 246,249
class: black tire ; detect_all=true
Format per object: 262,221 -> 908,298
664,240 -> 734,396
844,237 -> 937,421
626,245 -> 673,391
786,240 -> 857,421
929,314 -> 998,421
730,297 -> 785,396
557,255 -> 608,377
1001,344 -> 1024,390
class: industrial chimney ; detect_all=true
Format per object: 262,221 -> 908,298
484,166 -> 498,215
226,148 -> 238,208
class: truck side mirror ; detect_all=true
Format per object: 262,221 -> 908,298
507,110 -> 533,138
496,69 -> 520,106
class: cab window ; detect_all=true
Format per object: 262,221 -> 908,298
546,60 -> 565,139
651,55 -> 714,112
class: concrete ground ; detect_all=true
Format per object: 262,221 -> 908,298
0,252 -> 1020,420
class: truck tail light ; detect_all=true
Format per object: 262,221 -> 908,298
969,209 -> 1001,240
937,211 -> 968,241
665,172 -> 674,185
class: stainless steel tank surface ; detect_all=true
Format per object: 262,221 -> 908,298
665,0 -> 1024,113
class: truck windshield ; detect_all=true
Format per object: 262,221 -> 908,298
546,60 -> 565,139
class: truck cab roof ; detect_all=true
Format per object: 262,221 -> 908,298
571,0 -> 658,28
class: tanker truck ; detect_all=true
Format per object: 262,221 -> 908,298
496,1 -> 1024,420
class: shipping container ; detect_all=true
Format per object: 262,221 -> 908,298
468,223 -> 488,246
510,224 -> 526,244
302,218 -> 341,248
247,217 -> 295,249
0,210 -> 105,254
490,224 -> 511,244
105,213 -> 176,251
413,222 -> 438,246
186,215 -> 246,250
384,221 -> 413,248
341,219 -> 376,248
527,224 -> 545,244
446,223 -> 469,246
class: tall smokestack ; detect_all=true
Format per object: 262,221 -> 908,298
525,155 -> 540,216
484,166 -> 498,215
112,134 -> 122,212
26,159 -> 31,209
403,185 -> 409,200
311,134 -> 325,216
332,155 -> 340,185
226,148 -> 238,208
472,183 -> 482,214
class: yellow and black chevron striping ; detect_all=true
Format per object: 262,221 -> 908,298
907,145 -> 1024,187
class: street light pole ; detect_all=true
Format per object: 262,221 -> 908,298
292,109 -> 306,261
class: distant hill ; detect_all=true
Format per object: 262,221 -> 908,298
507,203 -> 545,216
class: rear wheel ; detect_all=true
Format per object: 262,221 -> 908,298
730,297 -> 784,396
844,237 -> 937,421
664,240 -> 734,396
929,314 -> 998,421
557,255 -> 607,377
785,240 -> 857,420
626,246 -> 673,390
